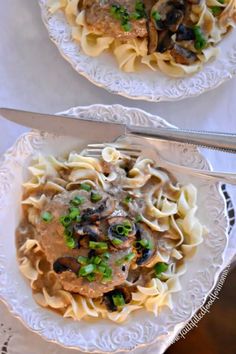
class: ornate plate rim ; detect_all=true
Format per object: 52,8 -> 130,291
38,0 -> 236,102
0,104 -> 229,353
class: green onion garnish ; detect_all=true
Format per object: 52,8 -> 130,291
66,237 -> 76,249
91,191 -> 102,203
94,256 -> 102,265
86,273 -> 96,282
112,238 -> 123,246
211,6 -> 222,16
123,195 -> 132,204
137,239 -> 153,250
60,215 -> 72,227
69,207 -> 80,220
41,211 -> 53,223
112,293 -> 125,307
154,262 -> 168,276
97,265 -> 106,274
102,252 -> 110,260
70,196 -> 85,206
135,214 -> 143,223
89,241 -> 108,250
80,183 -> 92,192
193,26 -> 207,51
79,264 -> 96,276
152,10 -> 161,21
116,252 -> 135,266
77,256 -> 88,265
123,221 -> 132,231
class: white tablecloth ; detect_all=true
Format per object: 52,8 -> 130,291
0,1 -> 235,353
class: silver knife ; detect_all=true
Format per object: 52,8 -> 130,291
1,107 -> 236,153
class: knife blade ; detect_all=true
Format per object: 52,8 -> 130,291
1,107 -> 236,153
0,107 -> 126,143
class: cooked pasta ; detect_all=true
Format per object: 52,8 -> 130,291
47,0 -> 236,77
16,146 -> 206,323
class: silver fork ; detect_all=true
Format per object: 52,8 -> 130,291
81,142 -> 236,185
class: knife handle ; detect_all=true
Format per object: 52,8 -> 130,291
127,125 -> 236,153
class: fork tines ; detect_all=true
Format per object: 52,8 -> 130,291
82,143 -> 142,158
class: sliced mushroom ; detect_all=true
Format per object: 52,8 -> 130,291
74,224 -> 103,248
165,9 -> 184,32
103,287 -> 132,312
53,257 -> 80,274
107,217 -> 136,250
81,197 -> 116,223
170,43 -> 197,65
151,0 -> 184,32
176,24 -> 195,41
135,223 -> 155,266
156,30 -> 174,53
147,20 -> 158,54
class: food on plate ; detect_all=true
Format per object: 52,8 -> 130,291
47,0 -> 236,77
16,146 -> 206,322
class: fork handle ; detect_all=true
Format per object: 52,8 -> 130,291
127,125 -> 236,153
157,159 -> 236,185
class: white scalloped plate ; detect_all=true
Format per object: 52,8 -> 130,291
0,105 -> 229,353
38,0 -> 236,102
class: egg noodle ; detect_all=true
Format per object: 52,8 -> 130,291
16,147 -> 206,323
47,0 -> 236,77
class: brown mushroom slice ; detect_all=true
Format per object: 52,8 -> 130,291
81,197 -> 116,223
74,224 -> 104,248
53,257 -> 80,274
151,0 -> 184,32
135,223 -> 156,266
147,20 -> 158,54
107,217 -> 136,250
165,9 -> 184,32
103,286 -> 133,312
170,43 -> 197,65
156,30 -> 174,53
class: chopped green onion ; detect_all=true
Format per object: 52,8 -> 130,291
137,239 -> 153,250
79,264 -> 96,277
112,293 -> 125,307
66,237 -> 76,249
103,266 -> 112,277
60,215 -> 72,227
89,241 -> 108,250
193,26 -> 207,51
115,225 -> 126,235
64,227 -> 73,238
69,207 -> 80,220
91,191 -> 102,203
77,256 -> 88,265
102,252 -> 110,260
154,262 -> 168,276
70,196 -> 85,206
116,252 -> 135,266
112,238 -> 123,246
86,273 -> 96,282
121,22 -> 131,32
97,265 -> 106,274
41,211 -> 53,223
76,215 -> 82,223
152,10 -> 161,21
123,195 -> 133,204
93,256 -> 102,265
80,183 -> 92,192
135,214 -> 143,223
211,6 -> 222,16
123,221 -> 132,231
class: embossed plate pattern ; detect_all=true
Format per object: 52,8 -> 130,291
38,0 -> 236,102
0,105 -> 229,352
